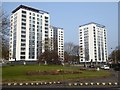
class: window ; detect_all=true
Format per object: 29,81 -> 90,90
32,36 -> 35,39
20,56 -> 25,59
45,20 -> 48,23
21,35 -> 26,38
21,48 -> 25,50
37,18 -> 39,21
33,13 -> 35,16
37,22 -> 39,24
45,24 -> 48,26
22,11 -> 26,14
21,43 -> 25,46
33,17 -> 35,19
21,27 -> 26,29
32,56 -> 34,59
45,31 -> 48,33
45,34 -> 48,37
22,19 -> 26,22
37,26 -> 39,28
33,21 -> 35,24
45,16 -> 48,19
11,16 -> 13,18
21,39 -> 26,42
45,27 -> 48,29
32,41 -> 35,43
32,52 -> 34,55
33,25 -> 35,27
21,31 -> 26,34
22,15 -> 26,18
22,23 -> 26,25
21,52 -> 25,55
32,28 -> 35,31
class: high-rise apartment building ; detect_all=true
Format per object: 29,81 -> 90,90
50,26 -> 64,62
9,5 -> 51,61
79,22 -> 108,64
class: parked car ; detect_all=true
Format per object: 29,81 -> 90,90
100,65 -> 110,70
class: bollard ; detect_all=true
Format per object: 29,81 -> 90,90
74,83 -> 77,86
108,82 -> 112,85
36,83 -> 39,85
57,81 -> 61,84
85,83 -> 88,85
68,83 -> 72,86
102,83 -> 106,85
114,82 -> 118,85
44,82 -> 47,85
13,83 -> 17,86
53,81 -> 56,84
19,83 -> 23,86
31,83 -> 34,85
49,82 -> 52,84
90,83 -> 94,85
96,83 -> 100,85
80,83 -> 83,86
8,83 -> 11,86
25,83 -> 29,85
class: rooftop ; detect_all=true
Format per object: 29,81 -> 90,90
79,22 -> 105,28
12,5 -> 49,14
51,25 -> 63,30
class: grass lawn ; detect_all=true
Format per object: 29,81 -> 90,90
2,64 -> 111,82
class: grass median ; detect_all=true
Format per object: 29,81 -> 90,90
2,64 -> 111,83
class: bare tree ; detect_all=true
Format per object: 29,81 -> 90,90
72,45 -> 79,55
37,38 -> 61,65
64,42 -> 80,64
0,7 -> 10,60
109,46 -> 120,64
72,45 -> 79,63
38,50 -> 61,65
64,42 -> 74,55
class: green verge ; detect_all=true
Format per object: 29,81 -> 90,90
2,64 -> 111,82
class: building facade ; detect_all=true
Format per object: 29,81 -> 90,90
50,26 -> 64,62
79,22 -> 108,64
9,5 -> 53,61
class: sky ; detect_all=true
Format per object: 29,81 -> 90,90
2,2 -> 118,54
